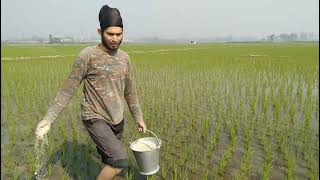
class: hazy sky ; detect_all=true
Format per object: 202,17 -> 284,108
1,0 -> 319,40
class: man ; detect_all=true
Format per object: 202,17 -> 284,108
35,5 -> 146,180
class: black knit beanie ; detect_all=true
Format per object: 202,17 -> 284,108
99,5 -> 123,31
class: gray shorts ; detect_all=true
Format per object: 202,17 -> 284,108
82,118 -> 128,169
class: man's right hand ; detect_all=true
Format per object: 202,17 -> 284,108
137,120 -> 147,133
35,119 -> 51,139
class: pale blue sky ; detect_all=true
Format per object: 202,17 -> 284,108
1,0 -> 319,40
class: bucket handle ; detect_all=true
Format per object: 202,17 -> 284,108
130,129 -> 161,149
146,129 -> 161,148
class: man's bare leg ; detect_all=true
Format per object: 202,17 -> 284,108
97,165 -> 123,180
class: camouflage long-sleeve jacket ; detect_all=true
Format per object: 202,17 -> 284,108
43,46 -> 143,125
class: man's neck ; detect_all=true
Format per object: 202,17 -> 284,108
98,43 -> 117,55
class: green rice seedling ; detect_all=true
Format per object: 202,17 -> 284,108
25,148 -> 38,175
178,155 -> 186,166
160,164 -> 168,179
205,115 -> 222,160
57,119 -> 68,142
216,142 -> 234,176
172,164 -> 179,180
46,164 -> 54,177
125,169 -> 134,180
61,169 -> 70,180
229,125 -> 238,148
262,161 -> 272,180
12,163 -> 21,180
8,125 -> 17,146
179,166 -> 189,180
190,156 -> 199,174
286,151 -> 295,180
238,148 -> 253,179
304,131 -> 319,180
238,122 -> 254,179
147,174 -> 157,180
308,152 -> 318,180
197,166 -> 208,180
274,111 -> 297,180
261,143 -> 273,180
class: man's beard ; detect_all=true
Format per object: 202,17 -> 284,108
101,35 -> 122,52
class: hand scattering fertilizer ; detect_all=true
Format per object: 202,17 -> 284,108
130,129 -> 161,175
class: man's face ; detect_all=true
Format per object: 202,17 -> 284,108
100,26 -> 123,51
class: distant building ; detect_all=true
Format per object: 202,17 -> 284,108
49,34 -> 61,43
49,35 -> 74,44
190,40 -> 197,44
60,37 -> 74,43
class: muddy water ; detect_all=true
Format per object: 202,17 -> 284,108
1,97 -> 9,146
223,132 -> 245,178
250,136 -> 269,179
210,131 -> 229,165
1,128 -> 9,146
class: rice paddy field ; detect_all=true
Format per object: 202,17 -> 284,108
1,42 -> 319,179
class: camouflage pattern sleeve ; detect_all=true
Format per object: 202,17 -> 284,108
124,57 -> 144,123
43,54 -> 87,123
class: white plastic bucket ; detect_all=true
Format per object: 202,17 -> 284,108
130,129 -> 161,175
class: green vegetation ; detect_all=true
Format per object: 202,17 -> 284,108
1,42 -> 319,179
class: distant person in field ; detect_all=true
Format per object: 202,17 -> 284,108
35,4 -> 146,180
